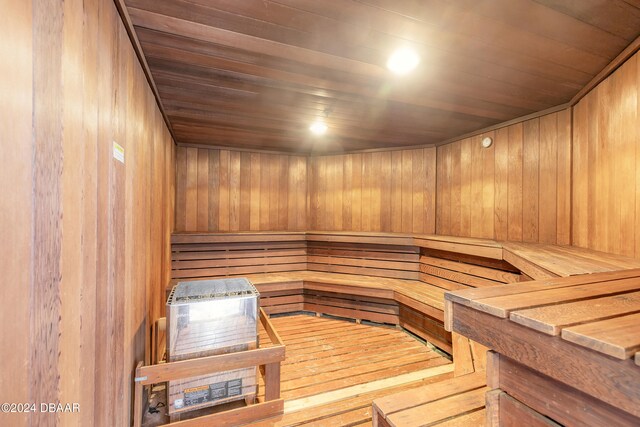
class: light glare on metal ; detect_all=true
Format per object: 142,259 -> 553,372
387,48 -> 420,75
310,121 -> 328,135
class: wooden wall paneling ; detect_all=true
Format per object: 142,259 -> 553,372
219,149 -> 231,231
615,60 -> 636,258
80,0 -> 100,423
412,149 -> 425,233
335,154 -> 345,230
61,0 -> 84,424
185,147 -> 198,230
30,1 -> 65,425
1,1 -> 176,424
94,1 -> 117,422
250,152 -> 261,230
522,119 -> 540,242
362,153 -> 373,231
572,99 -> 588,248
539,113 -> 558,243
269,153 -> 280,230
351,153 -> 363,231
494,127 -> 510,241
391,151 -> 402,232
207,149 -> 220,230
229,150 -> 241,231
436,110 -> 570,244
175,147 -> 187,230
572,51 -> 640,258
401,150 -> 413,233
556,109 -> 572,246
380,151 -> 392,232
450,141 -> 462,236
482,131 -> 496,239
633,53 -> 640,259
342,154 -> 353,230
507,123 -> 524,241
0,2 -> 32,425
240,151 -> 251,230
425,147 -> 437,234
371,152 -> 382,231
196,148 -> 209,230
277,154 -> 288,230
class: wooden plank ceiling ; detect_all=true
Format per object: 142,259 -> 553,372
123,0 -> 640,153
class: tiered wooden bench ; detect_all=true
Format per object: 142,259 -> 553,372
166,231 -> 640,426
170,232 -> 640,355
446,268 -> 640,426
371,332 -> 489,427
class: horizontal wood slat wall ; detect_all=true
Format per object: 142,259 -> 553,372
175,147 -> 307,232
573,50 -> 640,257
308,148 -> 437,233
436,110 -> 571,244
1,1 -> 175,425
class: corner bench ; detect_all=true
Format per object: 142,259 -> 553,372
169,232 -> 640,355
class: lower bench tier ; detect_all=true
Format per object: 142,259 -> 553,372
258,282 -> 452,353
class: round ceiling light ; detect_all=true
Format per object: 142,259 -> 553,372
387,48 -> 420,75
310,120 -> 328,135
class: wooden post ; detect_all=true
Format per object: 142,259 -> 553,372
264,362 -> 281,401
486,350 -> 500,389
485,389 -> 502,427
133,361 -> 144,427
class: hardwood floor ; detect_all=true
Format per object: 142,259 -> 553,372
142,313 -> 452,426
251,314 -> 453,426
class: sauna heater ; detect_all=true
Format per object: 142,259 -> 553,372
166,278 -> 260,415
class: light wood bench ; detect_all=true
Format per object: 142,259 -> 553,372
169,231 -> 640,354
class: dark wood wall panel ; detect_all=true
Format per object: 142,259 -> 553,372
0,0 -> 175,425
573,51 -> 639,257
175,147 -> 308,232
308,149 -> 437,233
436,110 -> 571,244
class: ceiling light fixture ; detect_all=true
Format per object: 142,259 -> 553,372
387,47 -> 420,75
310,120 -> 328,135
310,107 -> 332,136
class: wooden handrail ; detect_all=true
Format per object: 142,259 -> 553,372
135,345 -> 284,385
133,309 -> 285,426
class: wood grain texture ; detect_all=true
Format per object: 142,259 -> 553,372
572,50 -> 640,257
121,0 -> 640,152
0,1 -> 175,425
436,110 -> 571,244
0,0 -> 32,425
175,147 -> 307,231
309,148 -> 436,233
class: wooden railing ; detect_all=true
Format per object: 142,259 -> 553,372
133,308 -> 285,427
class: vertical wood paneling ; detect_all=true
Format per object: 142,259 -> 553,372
573,51 -> 640,257
436,110 -> 570,244
0,1 -> 32,425
307,148 -> 437,233
522,119 -> 539,242
1,0 -> 176,424
176,148 -> 308,231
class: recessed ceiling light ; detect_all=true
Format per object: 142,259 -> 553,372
310,120 -> 328,135
387,47 -> 420,75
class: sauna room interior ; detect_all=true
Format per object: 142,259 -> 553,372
3,1 -> 640,426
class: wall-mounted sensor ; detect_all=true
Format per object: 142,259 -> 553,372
481,136 -> 493,148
